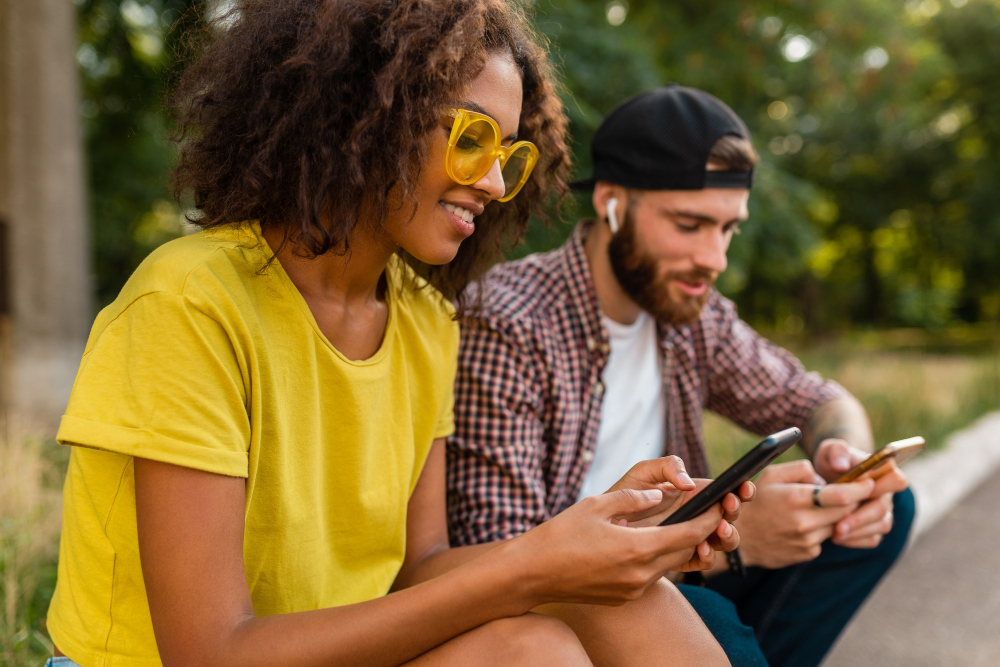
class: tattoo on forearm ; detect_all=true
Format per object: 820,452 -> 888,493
803,396 -> 874,458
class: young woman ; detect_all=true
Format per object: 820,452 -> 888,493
46,1 -> 748,665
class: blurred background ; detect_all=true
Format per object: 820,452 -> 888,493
1,0 -> 999,663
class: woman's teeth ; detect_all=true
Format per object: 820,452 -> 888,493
442,202 -> 474,222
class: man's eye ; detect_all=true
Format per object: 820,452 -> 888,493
675,222 -> 699,233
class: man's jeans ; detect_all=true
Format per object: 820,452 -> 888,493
680,487 -> 916,667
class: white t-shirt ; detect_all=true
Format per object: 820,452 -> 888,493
577,311 -> 666,501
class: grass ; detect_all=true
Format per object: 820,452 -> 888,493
0,341 -> 997,666
0,426 -> 66,666
703,344 -> 1000,474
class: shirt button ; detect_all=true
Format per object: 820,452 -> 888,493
581,450 -> 595,463
586,338 -> 597,352
594,382 -> 605,396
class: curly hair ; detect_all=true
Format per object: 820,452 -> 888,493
169,0 -> 570,307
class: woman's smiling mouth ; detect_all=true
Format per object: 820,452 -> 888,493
440,201 -> 478,238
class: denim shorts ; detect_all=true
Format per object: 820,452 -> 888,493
45,658 -> 82,667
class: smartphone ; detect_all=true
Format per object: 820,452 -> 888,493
833,436 -> 925,484
659,427 -> 802,526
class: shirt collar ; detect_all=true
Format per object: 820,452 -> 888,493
559,220 -> 609,357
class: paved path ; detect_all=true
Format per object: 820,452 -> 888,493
824,472 -> 1000,666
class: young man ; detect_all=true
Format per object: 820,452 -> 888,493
447,85 -> 915,667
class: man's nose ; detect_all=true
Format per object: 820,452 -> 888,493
694,230 -> 729,274
472,158 -> 506,201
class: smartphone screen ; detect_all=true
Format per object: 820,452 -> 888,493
659,427 -> 801,526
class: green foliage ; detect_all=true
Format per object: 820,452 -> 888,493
76,0 -> 198,307
523,0 -> 1000,333
0,436 -> 66,666
78,0 -> 1000,332
703,340 -> 1000,474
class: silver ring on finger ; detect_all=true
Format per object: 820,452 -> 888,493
813,485 -> 824,508
886,510 -> 894,527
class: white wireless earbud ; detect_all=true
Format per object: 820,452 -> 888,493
606,197 -> 620,234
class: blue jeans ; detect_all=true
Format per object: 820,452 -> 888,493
680,488 -> 915,667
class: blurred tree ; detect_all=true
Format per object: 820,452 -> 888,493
75,0 -> 199,307
76,0 -> 1000,334
526,0 -> 1000,334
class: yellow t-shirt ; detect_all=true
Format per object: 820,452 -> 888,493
47,222 -> 458,667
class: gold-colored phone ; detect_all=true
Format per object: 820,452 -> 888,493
833,436 -> 926,484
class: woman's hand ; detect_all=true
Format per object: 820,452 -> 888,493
604,456 -> 754,562
502,486 -> 729,608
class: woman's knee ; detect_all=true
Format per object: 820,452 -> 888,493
620,578 -> 730,665
484,614 -> 591,666
408,614 -> 590,666
544,578 -> 729,666
615,576 -> 705,629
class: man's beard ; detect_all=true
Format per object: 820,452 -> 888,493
607,209 -> 715,325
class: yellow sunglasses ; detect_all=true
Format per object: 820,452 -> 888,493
444,108 -> 539,202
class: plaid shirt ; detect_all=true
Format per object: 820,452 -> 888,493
446,221 -> 847,546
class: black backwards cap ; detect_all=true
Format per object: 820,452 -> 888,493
572,84 -> 754,191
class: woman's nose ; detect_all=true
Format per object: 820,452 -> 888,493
472,157 -> 506,201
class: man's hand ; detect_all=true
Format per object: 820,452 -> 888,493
813,438 -> 909,548
736,459 -> 875,569
603,456 -> 755,565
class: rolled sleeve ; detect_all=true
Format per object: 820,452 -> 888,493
706,298 -> 848,437
57,292 -> 251,477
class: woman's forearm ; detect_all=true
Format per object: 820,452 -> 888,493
392,541 -> 503,590
137,458 -> 540,667
186,543 -> 533,667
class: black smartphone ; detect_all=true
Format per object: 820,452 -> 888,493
659,427 -> 802,526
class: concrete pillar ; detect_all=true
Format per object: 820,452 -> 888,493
0,0 -> 92,432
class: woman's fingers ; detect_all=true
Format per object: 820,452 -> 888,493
596,487 -> 664,521
703,517 -> 739,551
622,456 -> 696,491
721,492 -> 742,522
642,503 -> 725,555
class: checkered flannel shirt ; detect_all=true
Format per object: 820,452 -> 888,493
446,220 -> 848,546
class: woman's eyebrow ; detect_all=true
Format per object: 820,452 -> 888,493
456,100 -> 519,142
